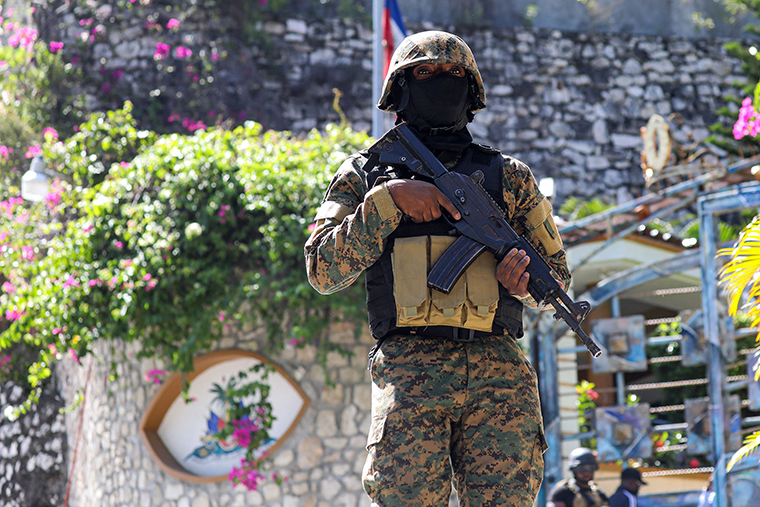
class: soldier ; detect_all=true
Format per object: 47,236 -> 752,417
305,30 -> 570,507
547,447 -> 609,507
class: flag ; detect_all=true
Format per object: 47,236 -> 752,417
382,0 -> 407,78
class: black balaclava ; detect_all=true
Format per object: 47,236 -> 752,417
406,72 -> 469,130
396,69 -> 473,160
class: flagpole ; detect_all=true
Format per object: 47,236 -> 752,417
372,0 -> 383,139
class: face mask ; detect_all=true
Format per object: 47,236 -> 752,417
406,72 -> 470,129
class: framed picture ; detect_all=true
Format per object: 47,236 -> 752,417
591,315 -> 647,374
595,404 -> 652,461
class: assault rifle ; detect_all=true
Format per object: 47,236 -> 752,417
369,123 -> 602,358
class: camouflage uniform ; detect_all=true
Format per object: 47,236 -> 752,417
305,31 -> 570,507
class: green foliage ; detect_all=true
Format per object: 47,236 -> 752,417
575,380 -> 598,448
0,104 -> 371,416
558,196 -> 614,220
0,18 -> 86,134
0,103 -> 38,200
44,101 -> 158,187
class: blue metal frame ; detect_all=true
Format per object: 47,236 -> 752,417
536,178 -> 760,507
698,182 -> 760,507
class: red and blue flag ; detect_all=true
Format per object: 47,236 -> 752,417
382,0 -> 407,78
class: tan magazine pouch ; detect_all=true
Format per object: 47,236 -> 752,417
392,236 -> 498,330
464,251 -> 500,331
392,237 -> 430,327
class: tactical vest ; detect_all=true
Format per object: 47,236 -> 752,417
363,143 -> 524,342
564,479 -> 608,507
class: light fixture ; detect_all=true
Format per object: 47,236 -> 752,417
538,177 -> 555,199
21,156 -> 50,202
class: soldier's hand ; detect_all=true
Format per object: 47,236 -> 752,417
496,248 -> 530,297
385,179 -> 461,223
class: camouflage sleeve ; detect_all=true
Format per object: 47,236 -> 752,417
304,153 -> 403,295
501,156 -> 571,309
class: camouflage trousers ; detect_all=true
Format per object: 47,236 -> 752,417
362,334 -> 547,507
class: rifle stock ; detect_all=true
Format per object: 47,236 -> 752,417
368,123 -> 602,358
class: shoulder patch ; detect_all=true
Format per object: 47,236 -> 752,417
472,143 -> 500,154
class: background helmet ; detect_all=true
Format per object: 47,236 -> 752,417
377,30 -> 486,114
567,447 -> 598,471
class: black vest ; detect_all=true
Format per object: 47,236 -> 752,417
362,143 -> 524,341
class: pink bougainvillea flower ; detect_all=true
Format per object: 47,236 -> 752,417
48,344 -> 57,355
145,279 -> 157,291
25,144 -> 41,159
154,42 -> 171,60
5,308 -> 24,321
211,53 -> 219,61
144,369 -> 168,384
166,18 -> 180,30
42,127 -> 58,140
21,246 -> 34,260
2,281 -> 16,293
69,348 -> 81,364
174,45 -> 192,59
0,146 -> 12,159
734,97 -> 760,140
114,240 -> 123,249
8,26 -> 37,50
49,41 -> 64,53
79,18 -> 93,27
181,118 -> 206,131
229,459 -> 265,491
46,188 -> 63,209
62,275 -> 80,288
111,68 -> 123,80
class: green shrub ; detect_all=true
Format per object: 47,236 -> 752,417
0,104 -> 371,416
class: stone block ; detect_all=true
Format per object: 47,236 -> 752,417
298,437 -> 325,469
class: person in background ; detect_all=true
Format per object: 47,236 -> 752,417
697,475 -> 715,507
547,447 -> 609,507
608,468 -> 648,507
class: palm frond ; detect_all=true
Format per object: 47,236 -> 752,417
728,430 -> 760,471
718,215 -> 760,317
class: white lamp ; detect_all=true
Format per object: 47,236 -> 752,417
538,177 -> 555,199
21,156 -> 50,202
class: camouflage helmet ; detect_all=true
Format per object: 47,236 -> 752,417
377,30 -> 486,114
567,447 -> 598,471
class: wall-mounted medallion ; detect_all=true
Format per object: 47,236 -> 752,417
139,350 -> 309,483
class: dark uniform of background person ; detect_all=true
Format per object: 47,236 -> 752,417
305,31 -> 571,507
547,447 -> 609,507
608,468 -> 647,507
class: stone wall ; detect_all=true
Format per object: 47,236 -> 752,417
56,323 -> 375,507
461,28 -> 743,204
33,6 -> 746,204
0,380 -> 68,507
